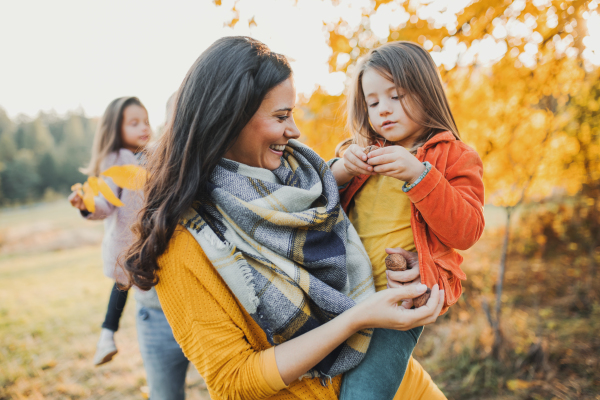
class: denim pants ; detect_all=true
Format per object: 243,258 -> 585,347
136,304 -> 190,400
339,326 -> 423,400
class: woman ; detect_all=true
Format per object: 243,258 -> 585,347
124,36 -> 445,399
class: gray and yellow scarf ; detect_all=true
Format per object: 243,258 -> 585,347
181,139 -> 375,379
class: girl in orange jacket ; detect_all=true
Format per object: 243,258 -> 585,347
330,41 -> 485,399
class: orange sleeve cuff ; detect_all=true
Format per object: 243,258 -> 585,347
259,347 -> 288,392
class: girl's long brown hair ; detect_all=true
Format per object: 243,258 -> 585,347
123,37 -> 292,291
82,97 -> 145,176
339,41 -> 459,156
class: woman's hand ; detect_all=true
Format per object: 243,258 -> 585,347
274,284 -> 444,384
68,191 -> 88,211
386,247 -> 421,309
351,284 -> 444,332
366,146 -> 425,183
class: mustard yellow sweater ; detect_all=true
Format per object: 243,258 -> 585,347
156,227 -> 445,400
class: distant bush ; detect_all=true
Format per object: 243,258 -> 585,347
0,107 -> 96,206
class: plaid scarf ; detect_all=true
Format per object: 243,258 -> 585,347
181,139 -> 375,379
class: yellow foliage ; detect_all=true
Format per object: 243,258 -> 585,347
70,165 -> 146,211
101,165 -> 147,191
82,182 -> 96,213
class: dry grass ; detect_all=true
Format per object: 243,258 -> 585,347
0,201 -> 209,400
1,201 -> 598,399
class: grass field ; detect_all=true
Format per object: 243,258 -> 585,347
0,201 -> 209,400
1,201 -> 597,399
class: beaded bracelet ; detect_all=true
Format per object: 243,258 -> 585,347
402,161 -> 432,193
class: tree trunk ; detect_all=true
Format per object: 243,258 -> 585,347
493,206 -> 512,359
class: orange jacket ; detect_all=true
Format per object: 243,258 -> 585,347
339,132 -> 485,314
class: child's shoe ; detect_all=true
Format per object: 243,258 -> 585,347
93,328 -> 118,366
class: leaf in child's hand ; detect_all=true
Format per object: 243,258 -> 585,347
87,176 -> 100,196
101,165 -> 147,190
82,181 -> 96,213
71,183 -> 84,198
98,177 -> 125,207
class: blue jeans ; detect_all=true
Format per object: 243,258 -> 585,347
136,304 -> 190,400
340,326 -> 423,400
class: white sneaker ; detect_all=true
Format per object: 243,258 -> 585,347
93,337 -> 118,366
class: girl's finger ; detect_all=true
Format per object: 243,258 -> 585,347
373,163 -> 399,174
387,268 -> 419,283
347,154 -> 373,174
349,144 -> 368,162
367,153 -> 397,166
365,147 -> 392,158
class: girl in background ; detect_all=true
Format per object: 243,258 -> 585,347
330,41 -> 485,399
69,96 -> 150,366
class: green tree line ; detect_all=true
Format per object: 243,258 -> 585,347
0,107 -> 96,205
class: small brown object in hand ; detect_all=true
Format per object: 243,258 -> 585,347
364,145 -> 375,154
385,253 -> 407,271
384,253 -> 431,308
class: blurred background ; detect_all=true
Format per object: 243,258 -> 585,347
1,0 -> 599,399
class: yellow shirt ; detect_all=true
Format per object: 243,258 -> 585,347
349,174 -> 416,292
156,227 -> 445,399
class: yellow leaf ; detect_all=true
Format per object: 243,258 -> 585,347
82,182 -> 96,213
98,177 -> 124,207
88,176 -> 99,196
101,165 -> 147,191
71,183 -> 84,198
506,379 -> 532,391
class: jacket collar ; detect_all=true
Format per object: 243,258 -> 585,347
421,131 -> 457,150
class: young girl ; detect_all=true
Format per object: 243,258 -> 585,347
69,96 -> 150,366
330,41 -> 485,399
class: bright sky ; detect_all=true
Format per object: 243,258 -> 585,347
2,0 -> 599,126
0,0 -> 361,126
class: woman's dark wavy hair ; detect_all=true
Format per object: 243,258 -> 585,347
123,36 -> 292,290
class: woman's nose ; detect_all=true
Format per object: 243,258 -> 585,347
285,120 -> 301,139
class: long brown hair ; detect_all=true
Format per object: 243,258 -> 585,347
81,97 -> 146,176
340,41 -> 459,156
123,37 -> 292,290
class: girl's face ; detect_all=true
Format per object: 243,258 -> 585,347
224,77 -> 300,171
121,105 -> 151,152
362,68 -> 423,148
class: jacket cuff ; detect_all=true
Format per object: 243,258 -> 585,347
405,164 -> 443,203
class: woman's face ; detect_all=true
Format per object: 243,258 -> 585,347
224,77 -> 300,171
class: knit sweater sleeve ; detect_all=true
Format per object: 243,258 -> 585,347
155,228 -> 286,400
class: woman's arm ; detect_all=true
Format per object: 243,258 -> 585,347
274,284 -> 444,385
157,229 -> 445,396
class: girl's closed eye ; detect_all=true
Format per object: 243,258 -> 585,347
369,102 -> 379,108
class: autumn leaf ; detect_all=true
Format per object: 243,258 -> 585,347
82,181 -> 96,213
71,183 -> 83,198
87,176 -> 100,196
101,165 -> 147,191
97,177 -> 124,207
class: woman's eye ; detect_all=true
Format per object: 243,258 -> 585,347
369,102 -> 379,108
277,115 -> 289,122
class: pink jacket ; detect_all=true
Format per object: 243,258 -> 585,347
84,148 -> 143,283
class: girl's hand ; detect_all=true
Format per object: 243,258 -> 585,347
385,247 -> 421,309
351,284 -> 444,332
68,191 -> 88,211
367,146 -> 425,183
342,144 -> 376,177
